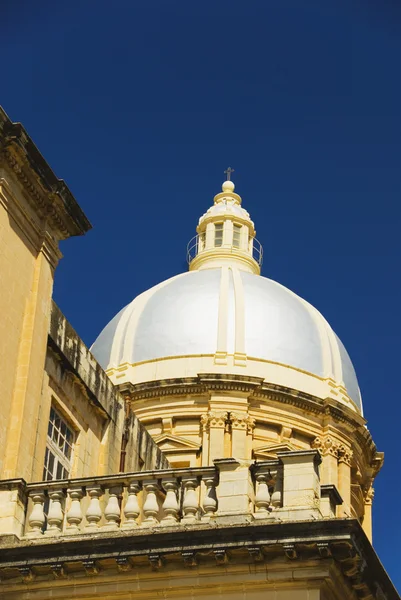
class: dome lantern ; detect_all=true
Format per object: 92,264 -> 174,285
186,171 -> 263,274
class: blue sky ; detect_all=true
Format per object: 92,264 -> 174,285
2,0 -> 400,588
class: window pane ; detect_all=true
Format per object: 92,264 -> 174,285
64,440 -> 71,460
48,450 -> 55,474
215,224 -> 223,247
56,462 -> 63,480
233,225 -> 241,248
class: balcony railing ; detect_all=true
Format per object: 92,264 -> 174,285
0,450 -> 340,540
23,466 -> 219,537
186,235 -> 263,266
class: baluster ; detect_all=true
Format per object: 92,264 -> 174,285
254,472 -> 270,517
270,469 -> 282,509
45,490 -> 65,535
26,491 -> 46,537
182,477 -> 199,523
66,487 -> 84,533
202,475 -> 217,520
122,481 -> 141,529
85,486 -> 103,529
142,479 -> 160,526
161,478 -> 179,525
104,486 -> 122,530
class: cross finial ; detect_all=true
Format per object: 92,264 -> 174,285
224,167 -> 234,181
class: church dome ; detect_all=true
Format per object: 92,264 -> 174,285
91,177 -> 362,414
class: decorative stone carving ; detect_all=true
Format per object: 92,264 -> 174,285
230,412 -> 248,430
202,475 -> 218,518
338,445 -> 353,466
27,491 -> 46,537
182,477 -> 199,522
312,435 -> 340,457
104,486 -> 122,530
45,490 -> 64,535
254,473 -> 271,515
364,486 -> 374,505
161,478 -> 180,525
148,554 -> 163,570
115,557 -> 132,572
66,487 -> 84,532
82,559 -> 100,575
85,487 -> 103,530
122,481 -> 141,528
247,547 -> 264,562
283,544 -> 298,560
142,480 -> 160,525
50,563 -> 66,579
213,549 -> 228,565
208,411 -> 228,429
247,416 -> 256,434
182,551 -> 198,566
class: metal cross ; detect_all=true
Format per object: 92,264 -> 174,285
224,167 -> 234,181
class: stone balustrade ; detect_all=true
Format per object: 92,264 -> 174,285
22,467 -> 219,538
0,449 -> 344,540
252,459 -> 283,519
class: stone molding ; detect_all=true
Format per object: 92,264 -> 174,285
0,520 -> 397,600
0,108 -> 91,240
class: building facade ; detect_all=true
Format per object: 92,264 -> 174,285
0,107 -> 398,600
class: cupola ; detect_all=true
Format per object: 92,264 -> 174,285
187,171 -> 263,274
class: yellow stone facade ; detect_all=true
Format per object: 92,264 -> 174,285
0,109 -> 397,600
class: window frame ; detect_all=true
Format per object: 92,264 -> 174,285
43,406 -> 75,481
214,222 -> 224,247
233,224 -> 242,248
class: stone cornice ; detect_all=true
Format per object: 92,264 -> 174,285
0,520 -> 398,599
0,107 -> 91,241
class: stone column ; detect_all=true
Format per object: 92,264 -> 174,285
207,411 -> 227,462
337,445 -> 353,517
230,413 -> 248,460
312,436 -> 339,488
362,486 -> 374,541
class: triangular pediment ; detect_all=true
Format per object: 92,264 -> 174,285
253,442 -> 295,460
154,434 -> 201,454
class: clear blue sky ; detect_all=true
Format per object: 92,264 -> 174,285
2,0 -> 400,588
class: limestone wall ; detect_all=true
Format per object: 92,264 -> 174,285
46,302 -> 169,478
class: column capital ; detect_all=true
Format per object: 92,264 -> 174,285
312,435 -> 340,458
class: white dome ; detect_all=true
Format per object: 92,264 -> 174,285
91,267 -> 362,412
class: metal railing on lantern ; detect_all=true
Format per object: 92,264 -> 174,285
186,235 -> 263,266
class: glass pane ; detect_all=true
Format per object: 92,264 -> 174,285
52,428 -> 59,443
47,422 -> 53,437
56,462 -> 63,480
48,451 -> 55,474
54,416 -> 61,431
64,440 -> 71,460
60,421 -> 67,437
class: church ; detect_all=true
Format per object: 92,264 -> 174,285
0,106 -> 398,599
